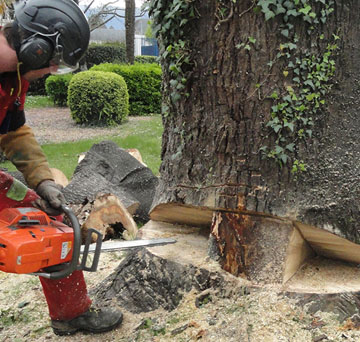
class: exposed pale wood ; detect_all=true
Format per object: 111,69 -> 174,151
125,148 -> 146,166
137,220 -> 234,273
283,228 -> 315,284
50,168 -> 69,187
83,194 -> 138,241
295,221 -> 360,263
149,203 -> 214,226
211,212 -> 310,284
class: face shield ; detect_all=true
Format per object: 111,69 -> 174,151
48,34 -> 79,75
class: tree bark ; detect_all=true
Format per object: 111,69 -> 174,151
63,141 -> 158,221
151,1 -> 360,244
125,0 -> 135,64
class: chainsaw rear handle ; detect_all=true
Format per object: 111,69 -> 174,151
34,205 -> 81,279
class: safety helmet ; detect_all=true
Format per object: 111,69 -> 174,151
12,0 -> 90,74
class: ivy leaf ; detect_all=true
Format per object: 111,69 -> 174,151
281,29 -> 289,38
299,5 -> 312,15
286,9 -> 298,16
280,153 -> 288,164
265,10 -> 275,21
286,143 -> 295,152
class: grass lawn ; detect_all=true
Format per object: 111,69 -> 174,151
3,96 -> 163,179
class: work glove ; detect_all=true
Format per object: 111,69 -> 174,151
34,180 -> 66,216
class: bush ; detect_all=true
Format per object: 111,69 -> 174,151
27,75 -> 49,95
134,55 -> 159,64
45,74 -> 73,106
68,71 -> 129,126
85,43 -> 126,68
90,63 -> 162,116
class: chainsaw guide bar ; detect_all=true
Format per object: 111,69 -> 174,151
80,238 -> 177,253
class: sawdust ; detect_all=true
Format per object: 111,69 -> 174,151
1,250 -> 360,342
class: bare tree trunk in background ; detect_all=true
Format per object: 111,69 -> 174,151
125,0 -> 135,64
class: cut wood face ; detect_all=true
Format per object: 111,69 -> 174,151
148,202 -> 360,293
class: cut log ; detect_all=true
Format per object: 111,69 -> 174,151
63,141 -> 159,220
90,248 -> 237,314
125,148 -> 146,166
50,168 -> 68,187
69,193 -> 138,242
83,193 -> 138,240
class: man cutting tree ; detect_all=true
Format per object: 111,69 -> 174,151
0,0 -> 123,335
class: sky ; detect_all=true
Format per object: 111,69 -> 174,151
81,0 -> 146,8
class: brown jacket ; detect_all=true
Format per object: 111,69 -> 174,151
0,72 -> 53,189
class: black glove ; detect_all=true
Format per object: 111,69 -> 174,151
34,180 -> 66,216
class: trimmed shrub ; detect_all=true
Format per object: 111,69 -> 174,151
85,43 -> 126,68
68,71 -> 129,126
90,63 -> 162,116
134,55 -> 159,64
27,75 -> 49,95
45,74 -> 73,106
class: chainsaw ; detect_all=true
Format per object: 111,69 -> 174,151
0,205 -> 176,280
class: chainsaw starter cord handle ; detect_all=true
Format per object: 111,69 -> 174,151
35,204 -> 81,279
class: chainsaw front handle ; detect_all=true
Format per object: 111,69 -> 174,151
34,204 -> 81,279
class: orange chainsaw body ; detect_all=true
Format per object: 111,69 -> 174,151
0,207 -> 74,274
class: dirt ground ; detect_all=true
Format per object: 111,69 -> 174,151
1,108 -> 360,341
25,107 -> 151,144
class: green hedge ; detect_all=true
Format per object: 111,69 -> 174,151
85,43 -> 126,68
134,55 -> 159,64
27,75 -> 49,95
68,71 -> 129,126
90,63 -> 161,116
45,74 -> 73,106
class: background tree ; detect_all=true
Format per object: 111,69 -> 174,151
148,0 -> 360,251
83,0 -> 143,64
125,0 -> 135,64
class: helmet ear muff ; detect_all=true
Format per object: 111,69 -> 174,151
18,35 -> 54,70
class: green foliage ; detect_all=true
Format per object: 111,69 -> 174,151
254,0 -> 337,170
135,55 -> 159,64
147,0 -> 198,108
45,74 -> 73,107
27,75 -> 49,96
85,42 -> 126,68
68,71 -> 129,126
90,63 -> 162,116
25,95 -> 54,109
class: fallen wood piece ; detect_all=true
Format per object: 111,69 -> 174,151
125,148 -> 146,166
63,140 -> 159,220
50,167 -> 69,187
91,248 -> 237,314
69,193 -> 138,242
83,193 -> 138,241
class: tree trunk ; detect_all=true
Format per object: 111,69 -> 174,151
150,1 -> 360,244
125,0 -> 135,64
